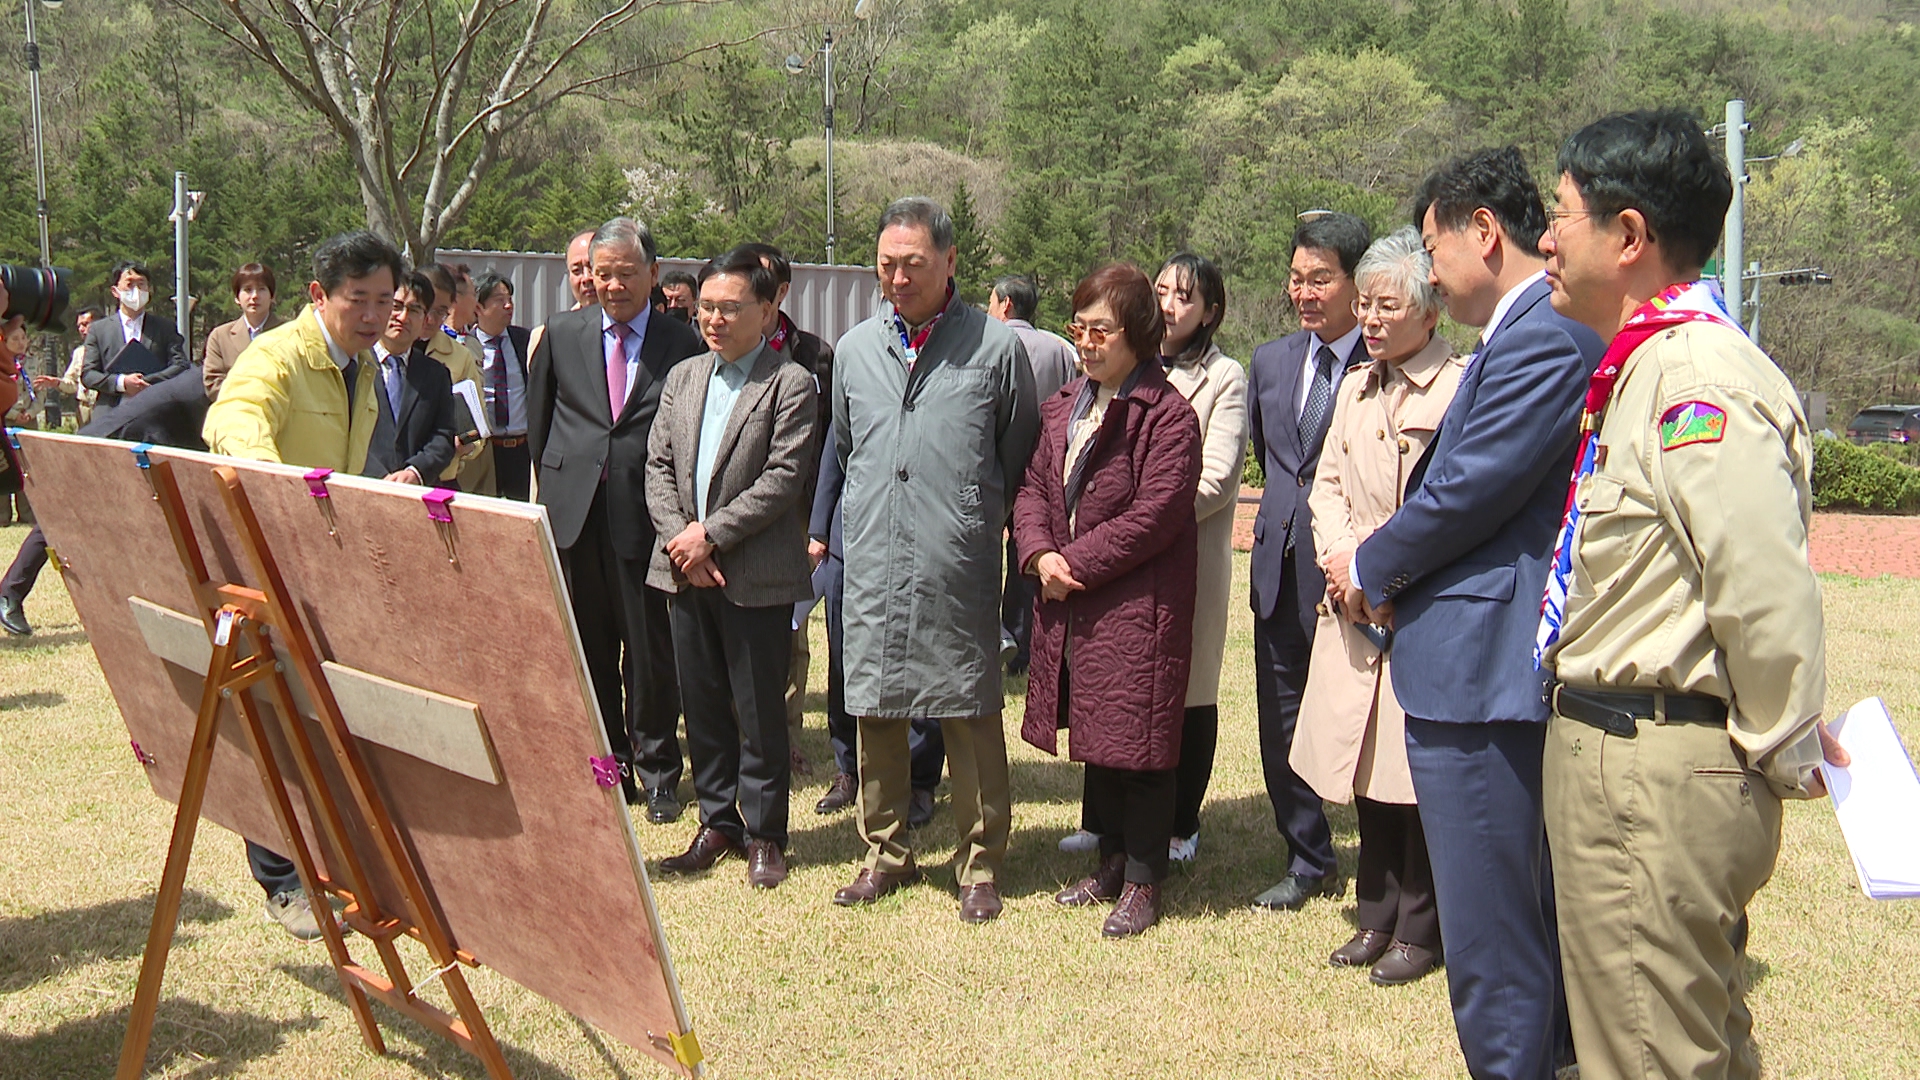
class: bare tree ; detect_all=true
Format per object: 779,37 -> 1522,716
168,0 -> 781,256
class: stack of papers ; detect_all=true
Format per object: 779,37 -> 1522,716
1826,697 -> 1920,900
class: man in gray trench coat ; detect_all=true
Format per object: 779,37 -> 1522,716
829,196 -> 1040,922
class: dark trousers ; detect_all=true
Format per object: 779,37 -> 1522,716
1355,796 -> 1440,949
1171,704 -> 1218,839
1407,717 -> 1565,1080
562,489 -> 681,793
999,536 -> 1035,671
1251,568 -> 1336,880
669,587 -> 792,848
1,523 -> 48,606
492,440 -> 532,501
247,839 -> 301,897
1086,764 -> 1176,884
821,554 -> 943,787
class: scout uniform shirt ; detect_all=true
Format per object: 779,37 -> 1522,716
1546,319 -> 1825,797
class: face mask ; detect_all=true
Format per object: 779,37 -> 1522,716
119,287 -> 149,312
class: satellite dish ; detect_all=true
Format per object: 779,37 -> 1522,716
783,53 -> 806,75
854,0 -> 875,19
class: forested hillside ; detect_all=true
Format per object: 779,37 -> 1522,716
5,0 -> 1920,421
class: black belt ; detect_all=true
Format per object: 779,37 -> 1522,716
489,435 -> 527,448
1547,682 -> 1727,738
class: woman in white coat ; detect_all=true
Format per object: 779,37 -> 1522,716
1291,226 -> 1466,985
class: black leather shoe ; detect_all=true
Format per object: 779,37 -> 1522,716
646,787 -> 682,825
1370,940 -> 1442,985
833,864 -> 919,906
815,772 -> 857,814
745,838 -> 788,889
1251,872 -> 1342,911
0,596 -> 31,637
1330,928 -> 1393,967
907,787 -> 934,829
659,826 -> 740,874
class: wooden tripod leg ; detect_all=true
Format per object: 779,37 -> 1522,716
116,636 -> 241,1080
227,650 -> 384,1057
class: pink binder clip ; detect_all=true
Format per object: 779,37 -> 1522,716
589,755 -> 622,788
131,739 -> 155,767
423,489 -> 458,563
303,468 -> 333,499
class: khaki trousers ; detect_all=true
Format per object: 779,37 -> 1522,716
857,713 -> 1007,887
1544,712 -> 1782,1080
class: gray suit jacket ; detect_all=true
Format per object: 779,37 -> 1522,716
644,341 -> 817,607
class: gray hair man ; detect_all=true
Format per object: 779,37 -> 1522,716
830,196 -> 1041,922
527,215 -> 708,817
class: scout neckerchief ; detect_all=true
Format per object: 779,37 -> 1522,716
1533,279 -> 1741,667
891,281 -> 955,371
769,310 -> 795,353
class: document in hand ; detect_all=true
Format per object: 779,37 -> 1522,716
1826,696 -> 1920,900
451,379 -> 492,439
107,339 -> 164,376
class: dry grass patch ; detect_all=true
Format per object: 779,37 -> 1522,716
2,525 -> 1917,1077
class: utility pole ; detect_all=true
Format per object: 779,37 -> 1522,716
823,29 -> 835,266
24,0 -> 50,269
1723,99 -> 1746,328
172,172 -> 190,338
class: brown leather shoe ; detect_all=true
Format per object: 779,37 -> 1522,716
745,839 -> 788,889
958,882 -> 1002,923
1369,941 -> 1442,985
1055,853 -> 1126,907
815,772 -> 857,814
1330,928 -> 1393,967
1100,881 -> 1162,938
832,864 -> 919,906
658,826 -> 740,874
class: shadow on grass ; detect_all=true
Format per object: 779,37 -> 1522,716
276,963 -> 605,1080
0,629 -> 89,651
0,889 -> 233,994
0,997 -> 319,1080
0,689 -> 65,710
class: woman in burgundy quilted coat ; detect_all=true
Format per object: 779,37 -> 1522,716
1012,263 -> 1201,937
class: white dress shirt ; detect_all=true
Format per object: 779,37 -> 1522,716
112,309 -> 147,392
1298,323 -> 1365,416
602,306 -> 653,412
479,327 -> 529,435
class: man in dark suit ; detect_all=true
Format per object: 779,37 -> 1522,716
1245,212 -> 1371,912
362,270 -> 457,484
78,261 -> 191,429
1333,148 -> 1604,1080
645,247 -> 818,889
528,216 -> 705,821
471,270 -> 533,500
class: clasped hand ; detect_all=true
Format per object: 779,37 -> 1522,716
1034,551 -> 1085,602
1321,543 -> 1391,628
667,522 -> 726,588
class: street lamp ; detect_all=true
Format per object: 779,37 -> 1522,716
1721,100 -> 1806,330
24,0 -> 60,270
786,0 -> 874,265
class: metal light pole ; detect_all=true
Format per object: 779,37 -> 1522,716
1723,99 -> 1746,326
822,29 -> 836,265
172,172 -> 190,337
24,0 -> 52,268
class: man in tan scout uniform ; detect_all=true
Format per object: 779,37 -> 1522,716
1535,109 -> 1848,1079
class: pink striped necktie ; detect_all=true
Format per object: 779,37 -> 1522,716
606,320 -> 634,421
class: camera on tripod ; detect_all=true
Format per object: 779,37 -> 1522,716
1,263 -> 71,331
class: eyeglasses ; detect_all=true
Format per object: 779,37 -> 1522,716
392,301 -> 427,318
1544,207 -> 1605,234
1351,297 -> 1411,319
1067,322 -> 1121,345
696,300 -> 751,319
1287,275 -> 1344,297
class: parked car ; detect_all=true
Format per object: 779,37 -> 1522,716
1846,405 -> 1920,445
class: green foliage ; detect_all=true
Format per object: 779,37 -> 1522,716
1243,441 -> 1266,491
949,181 -> 995,303
1811,436 -> 1920,512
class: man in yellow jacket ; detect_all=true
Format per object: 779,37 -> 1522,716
201,230 -> 402,941
205,232 -> 400,474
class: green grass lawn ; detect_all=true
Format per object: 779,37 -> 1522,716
2,523 -> 1917,1078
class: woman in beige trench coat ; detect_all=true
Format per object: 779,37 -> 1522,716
1291,226 -> 1466,986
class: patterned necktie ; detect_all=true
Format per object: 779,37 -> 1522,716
606,321 -> 634,421
488,334 -> 510,428
1298,344 -> 1339,450
382,355 -> 403,418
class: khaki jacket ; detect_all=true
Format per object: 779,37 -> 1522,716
1547,320 -> 1825,797
203,306 -> 378,473
423,330 -> 494,490
1165,344 -> 1249,708
1294,335 -> 1465,804
203,314 -> 284,398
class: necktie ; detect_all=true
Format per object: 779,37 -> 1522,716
382,355 -> 403,418
342,358 -> 359,411
607,321 -> 634,421
1299,344 -> 1339,451
488,335 -> 510,429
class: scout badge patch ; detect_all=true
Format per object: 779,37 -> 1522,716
1659,401 -> 1727,450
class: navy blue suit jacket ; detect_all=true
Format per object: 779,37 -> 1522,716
1247,330 -> 1366,629
1355,278 -> 1604,724
810,422 -> 845,561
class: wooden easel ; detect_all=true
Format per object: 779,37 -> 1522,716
116,459 -> 513,1080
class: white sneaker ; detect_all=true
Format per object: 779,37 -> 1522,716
1169,832 -> 1199,863
1058,828 -> 1100,853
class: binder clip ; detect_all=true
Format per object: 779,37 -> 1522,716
131,443 -> 159,498
423,489 -> 458,564
303,468 -> 338,537
589,755 -> 622,788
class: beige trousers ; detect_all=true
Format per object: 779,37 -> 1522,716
1544,712 -> 1782,1080
857,713 -> 1008,887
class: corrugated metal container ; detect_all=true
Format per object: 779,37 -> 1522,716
439,249 -> 885,346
